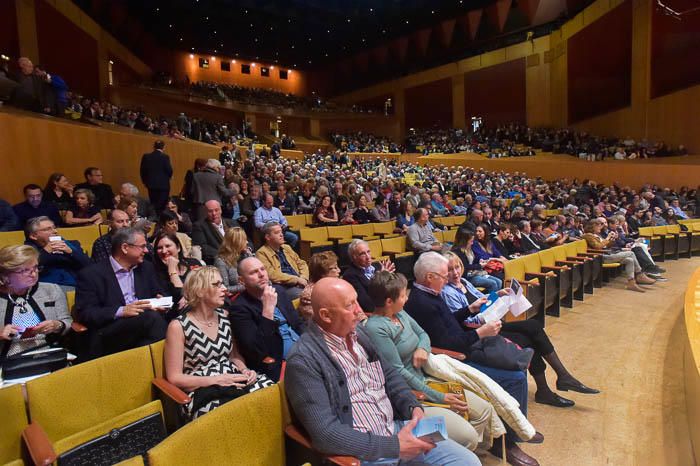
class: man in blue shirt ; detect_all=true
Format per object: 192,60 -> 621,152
253,194 -> 298,248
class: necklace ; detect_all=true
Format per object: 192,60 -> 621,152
193,312 -> 216,328
7,293 -> 29,314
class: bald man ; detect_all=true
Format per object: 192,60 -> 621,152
191,200 -> 238,264
284,278 -> 479,465
228,256 -> 304,381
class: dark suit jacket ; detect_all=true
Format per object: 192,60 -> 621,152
227,285 -> 305,381
191,218 -> 237,264
140,150 -> 173,190
75,259 -> 164,328
342,264 -> 375,313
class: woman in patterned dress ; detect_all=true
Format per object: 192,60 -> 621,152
164,266 -> 273,420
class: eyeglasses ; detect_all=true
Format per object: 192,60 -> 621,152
35,225 -> 56,233
429,271 -> 449,282
211,281 -> 225,288
13,265 -> 39,276
126,243 -> 149,251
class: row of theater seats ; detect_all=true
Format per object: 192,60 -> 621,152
0,225 -> 105,256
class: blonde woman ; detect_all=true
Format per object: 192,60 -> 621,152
214,227 -> 251,295
0,245 -> 72,358
164,266 -> 272,421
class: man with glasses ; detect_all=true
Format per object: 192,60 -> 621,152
407,208 -> 444,254
342,239 -> 395,313
13,184 -> 62,228
75,167 -> 115,210
75,227 -> 167,358
24,216 -> 90,291
404,252 -> 541,466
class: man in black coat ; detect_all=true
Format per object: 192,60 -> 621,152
140,140 -> 173,213
228,257 -> 304,381
75,228 -> 167,358
75,167 -> 115,210
341,239 -> 395,313
191,200 -> 237,265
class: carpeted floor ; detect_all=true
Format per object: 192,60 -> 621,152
478,257 -> 700,466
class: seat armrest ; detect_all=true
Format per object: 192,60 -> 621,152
284,425 -> 360,466
525,272 -> 554,279
431,346 -> 466,360
71,322 -> 88,333
542,265 -> 569,271
22,422 -> 56,466
152,377 -> 191,405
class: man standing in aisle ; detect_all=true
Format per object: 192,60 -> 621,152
140,140 -> 173,213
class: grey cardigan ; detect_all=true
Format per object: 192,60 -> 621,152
284,323 -> 421,461
213,257 -> 245,294
0,282 -> 72,357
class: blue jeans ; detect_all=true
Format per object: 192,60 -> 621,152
468,273 -> 503,293
362,421 -> 480,466
284,230 -> 299,249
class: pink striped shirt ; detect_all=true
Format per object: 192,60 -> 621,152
320,326 -> 395,436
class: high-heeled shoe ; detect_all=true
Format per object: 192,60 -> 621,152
556,379 -> 600,394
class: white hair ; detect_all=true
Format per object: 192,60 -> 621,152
206,159 -> 222,170
348,239 -> 368,258
413,252 -> 449,282
121,183 -> 139,196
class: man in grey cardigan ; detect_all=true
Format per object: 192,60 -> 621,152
284,278 -> 479,465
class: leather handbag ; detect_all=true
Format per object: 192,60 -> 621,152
424,380 -> 470,421
468,336 -> 534,371
2,347 -> 68,380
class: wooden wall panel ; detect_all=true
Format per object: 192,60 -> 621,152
405,78 -> 453,129
0,1 -> 19,60
0,111 -> 219,204
465,58 -> 526,126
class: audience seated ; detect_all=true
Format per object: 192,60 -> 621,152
24,216 -> 90,290
228,256 -> 304,381
284,276 -> 480,465
255,222 -> 308,300
91,209 -> 131,262
116,183 -> 157,221
0,245 -> 72,357
163,266 -> 273,421
214,227 -> 250,295
152,231 -> 204,309
13,184 -> 62,228
153,210 -> 199,260
75,227 -> 167,358
75,167 -> 114,210
63,188 -> 103,226
342,239 -> 396,313
43,172 -> 74,211
407,208 -> 445,254
298,251 -> 341,319
192,200 -> 237,265
253,194 -> 299,247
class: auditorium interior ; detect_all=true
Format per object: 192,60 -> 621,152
1,0 -> 700,465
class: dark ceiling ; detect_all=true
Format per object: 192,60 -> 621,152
74,0 -> 500,68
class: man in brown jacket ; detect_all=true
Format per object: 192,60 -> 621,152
256,221 -> 309,300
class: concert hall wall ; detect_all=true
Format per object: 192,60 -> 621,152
650,0 -> 700,98
567,0 -> 632,124
0,1 -> 20,60
464,58 -> 527,126
404,78 -> 452,129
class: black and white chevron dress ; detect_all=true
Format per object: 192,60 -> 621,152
179,309 -> 241,420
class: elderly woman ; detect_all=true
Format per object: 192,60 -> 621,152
164,266 -> 273,421
364,270 -> 504,453
213,227 -> 250,295
441,251 -> 598,409
0,245 -> 72,359
64,188 -> 102,226
297,251 -> 342,319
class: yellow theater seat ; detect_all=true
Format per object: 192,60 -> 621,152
371,222 -> 399,238
285,215 -> 307,232
56,225 -> 101,257
367,239 -> 389,263
0,231 -> 26,249
147,385 -> 286,466
1,385 -> 29,466
23,346 -> 164,463
299,227 -> 334,261
351,224 -> 379,241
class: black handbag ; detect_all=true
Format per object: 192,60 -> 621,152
57,412 -> 166,466
469,336 -> 534,371
2,347 -> 68,380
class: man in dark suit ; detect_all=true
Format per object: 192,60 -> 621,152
75,167 -> 115,210
228,256 -> 304,381
140,140 -> 173,213
191,200 -> 237,265
75,227 -> 167,358
341,239 -> 395,313
13,184 -> 62,228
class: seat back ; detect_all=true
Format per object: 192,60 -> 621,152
438,217 -> 455,227
666,224 -> 681,234
285,215 -> 307,231
66,290 -> 75,311
638,226 -> 655,237
381,236 -> 408,254
452,215 -> 466,225
299,227 -> 328,243
304,214 -> 315,227
0,384 -> 28,465
564,242 -> 579,257
372,222 -> 396,236
694,223 -> 700,232
57,225 -> 101,256
552,246 -> 569,262
442,229 -> 456,243
367,240 -> 385,261
574,239 -> 588,254
26,345 -> 155,443
351,224 -> 375,239
433,230 -> 444,243
521,254 -> 542,274
149,340 -> 166,379
147,385 -> 285,466
0,230 -> 26,249
538,248 -> 556,267
326,225 -> 353,241
504,257 -> 526,281
652,226 -> 669,236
